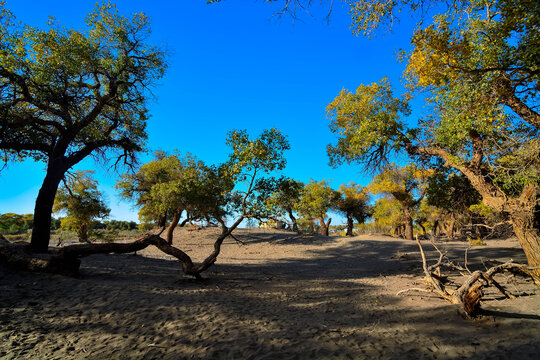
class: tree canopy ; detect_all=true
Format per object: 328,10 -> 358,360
326,0 -> 540,269
53,171 -> 110,243
335,182 -> 370,236
296,179 -> 340,236
0,2 -> 166,251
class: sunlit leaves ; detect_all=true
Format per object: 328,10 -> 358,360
296,179 -> 339,220
53,171 -> 110,235
369,163 -> 432,204
326,78 -> 410,170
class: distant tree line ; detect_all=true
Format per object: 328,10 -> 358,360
0,212 -> 137,236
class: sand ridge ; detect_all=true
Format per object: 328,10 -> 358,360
1,228 -> 539,359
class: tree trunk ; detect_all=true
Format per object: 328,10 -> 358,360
157,213 -> 167,228
418,222 -> 426,235
287,209 -> 299,233
433,220 -> 441,237
403,205 -> 414,240
30,160 -> 66,252
319,216 -> 331,236
346,215 -> 354,236
78,223 -> 89,243
446,214 -> 456,239
510,212 -> 540,277
166,209 -> 183,244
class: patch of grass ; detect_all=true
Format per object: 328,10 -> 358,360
468,237 -> 486,246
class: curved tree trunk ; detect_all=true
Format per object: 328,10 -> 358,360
403,205 -> 414,240
30,160 -> 66,252
346,215 -> 354,236
166,209 -> 183,244
287,209 -> 299,233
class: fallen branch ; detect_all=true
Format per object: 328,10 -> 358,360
0,228 -> 241,280
398,236 -> 538,318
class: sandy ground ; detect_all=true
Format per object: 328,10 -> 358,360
1,228 -> 539,359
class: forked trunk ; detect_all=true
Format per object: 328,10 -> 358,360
319,216 -> 331,236
30,160 -> 66,252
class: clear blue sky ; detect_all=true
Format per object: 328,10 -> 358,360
0,0 -> 420,223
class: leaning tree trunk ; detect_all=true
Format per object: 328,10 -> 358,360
287,209 -> 299,233
403,205 -> 414,240
166,209 -> 183,244
346,215 -> 354,236
510,212 -> 540,277
30,159 -> 66,252
319,216 -> 331,236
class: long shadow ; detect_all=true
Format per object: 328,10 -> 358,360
1,237 -> 538,360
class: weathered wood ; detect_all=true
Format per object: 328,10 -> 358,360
401,237 -> 538,318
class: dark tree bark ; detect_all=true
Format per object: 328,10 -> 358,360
346,215 -> 354,236
287,209 -> 299,233
30,159 -> 67,252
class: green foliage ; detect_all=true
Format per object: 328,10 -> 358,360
0,2 -> 166,165
117,152 -> 231,224
326,1 -> 540,214
426,169 -> 482,214
0,213 -> 33,235
335,182 -> 371,224
296,179 -> 340,221
327,78 -> 410,170
372,197 -> 403,231
118,128 -> 290,229
265,177 -> 304,222
53,171 -> 110,241
369,163 -> 431,205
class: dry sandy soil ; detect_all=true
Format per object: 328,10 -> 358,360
1,228 -> 539,359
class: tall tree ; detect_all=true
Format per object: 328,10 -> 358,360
326,1 -> 540,272
265,177 -> 304,232
117,152 -> 215,244
368,164 -> 431,240
53,171 -> 110,243
335,182 -> 370,236
297,179 -> 340,236
372,197 -> 404,235
0,3 -> 166,252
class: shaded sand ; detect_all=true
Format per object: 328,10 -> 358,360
1,228 -> 539,359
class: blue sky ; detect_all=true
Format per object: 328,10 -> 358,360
0,0 -> 420,223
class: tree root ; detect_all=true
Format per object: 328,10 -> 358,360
398,236 -> 539,318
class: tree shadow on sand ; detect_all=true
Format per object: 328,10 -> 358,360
1,237 -> 539,359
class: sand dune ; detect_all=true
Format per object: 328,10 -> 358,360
1,228 -> 539,359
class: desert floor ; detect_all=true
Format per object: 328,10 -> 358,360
1,228 -> 539,359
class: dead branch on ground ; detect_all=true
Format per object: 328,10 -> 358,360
397,236 -> 539,318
